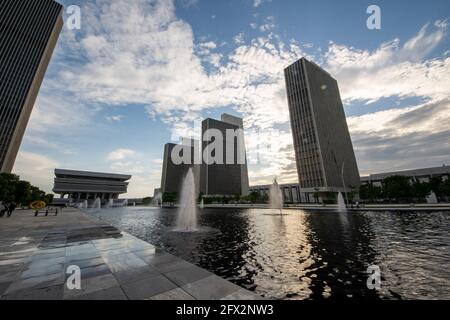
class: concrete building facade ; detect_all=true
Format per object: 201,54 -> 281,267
200,114 -> 250,196
284,58 -> 360,201
250,183 -> 302,204
361,165 -> 450,187
160,141 -> 200,195
53,169 -> 131,204
0,0 -> 63,172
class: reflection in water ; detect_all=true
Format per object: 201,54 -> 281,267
91,207 -> 450,300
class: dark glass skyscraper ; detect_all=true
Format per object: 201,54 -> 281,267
284,58 -> 360,201
0,0 -> 63,172
200,114 -> 249,196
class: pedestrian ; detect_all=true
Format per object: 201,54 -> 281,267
0,202 -> 7,217
7,202 -> 16,217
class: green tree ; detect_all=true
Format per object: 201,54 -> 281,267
43,194 -> 55,205
429,176 -> 443,197
411,181 -> 431,200
142,197 -> 152,205
359,183 -> 382,202
0,173 -> 20,202
248,191 -> 261,203
382,176 -> 412,201
14,180 -> 31,205
162,192 -> 177,203
441,179 -> 450,197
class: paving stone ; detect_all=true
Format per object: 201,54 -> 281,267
164,264 -> 213,286
0,281 -> 12,296
0,209 -> 258,301
140,252 -> 180,266
67,285 -> 127,300
5,271 -> 65,294
122,274 -> 178,300
102,253 -> 148,273
154,259 -> 196,274
63,273 -> 120,299
1,284 -> 64,300
221,289 -> 265,300
182,275 -> 242,300
149,288 -> 195,300
78,264 -> 112,280
66,257 -> 105,269
113,265 -> 160,285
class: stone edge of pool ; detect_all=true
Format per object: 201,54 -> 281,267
0,208 -> 263,300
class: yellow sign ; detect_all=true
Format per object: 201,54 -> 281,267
30,201 -> 46,209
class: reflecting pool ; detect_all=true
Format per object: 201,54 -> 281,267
89,207 -> 450,300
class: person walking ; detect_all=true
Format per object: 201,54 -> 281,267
0,202 -> 7,217
7,202 -> 16,217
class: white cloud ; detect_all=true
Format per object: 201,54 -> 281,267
12,151 -> 60,193
253,0 -> 271,8
324,23 -> 449,103
106,115 -> 125,122
107,148 -> 137,161
234,32 -> 245,44
44,0 -> 449,186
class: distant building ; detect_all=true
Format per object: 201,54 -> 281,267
160,141 -> 200,195
0,0 -> 64,173
53,169 -> 131,204
284,58 -> 360,202
200,114 -> 250,196
250,183 -> 301,203
361,165 -> 450,186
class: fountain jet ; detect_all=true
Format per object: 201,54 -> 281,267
337,192 -> 346,212
269,178 -> 283,215
175,168 -> 198,231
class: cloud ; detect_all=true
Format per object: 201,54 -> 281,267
107,148 -> 137,161
106,115 -> 125,122
43,0 -> 449,187
253,0 -> 271,8
12,152 -> 60,193
348,99 -> 450,175
324,23 -> 449,103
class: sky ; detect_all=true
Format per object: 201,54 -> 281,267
12,0 -> 450,198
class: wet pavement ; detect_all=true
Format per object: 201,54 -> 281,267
0,208 -> 261,300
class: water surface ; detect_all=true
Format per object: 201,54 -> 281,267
90,207 -> 450,300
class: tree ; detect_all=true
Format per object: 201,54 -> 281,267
0,173 -> 20,202
162,192 -> 177,203
429,176 -> 443,197
142,197 -> 152,205
44,194 -> 55,205
14,180 -> 31,205
441,179 -> 450,197
382,176 -> 412,201
359,183 -> 382,202
411,181 -> 431,200
248,191 -> 261,204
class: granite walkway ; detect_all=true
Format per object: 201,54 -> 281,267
0,208 -> 260,300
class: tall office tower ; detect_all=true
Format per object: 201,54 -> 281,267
284,58 -> 360,202
160,141 -> 200,195
221,114 -> 250,196
200,114 -> 249,196
0,0 -> 64,173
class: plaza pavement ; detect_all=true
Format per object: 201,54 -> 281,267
0,208 -> 261,300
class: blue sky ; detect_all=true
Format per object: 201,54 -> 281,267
13,0 -> 450,197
